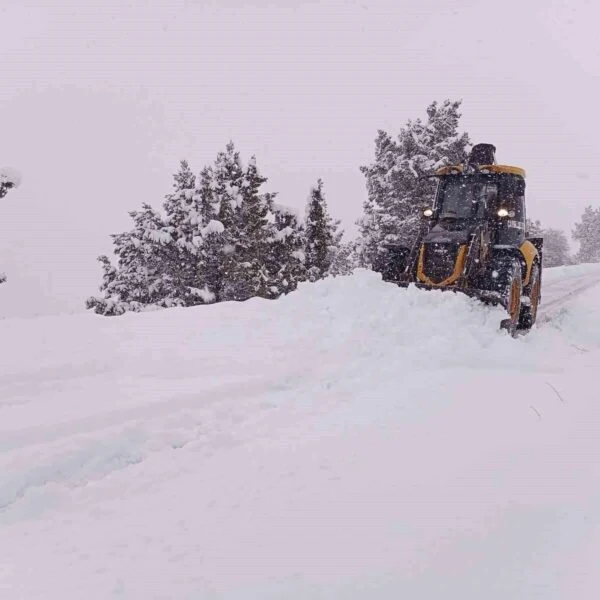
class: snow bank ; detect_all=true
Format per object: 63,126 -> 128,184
1,267 -> 600,598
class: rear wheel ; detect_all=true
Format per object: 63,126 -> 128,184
498,259 -> 523,336
518,262 -> 541,331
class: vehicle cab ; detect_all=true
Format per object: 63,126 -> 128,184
430,164 -> 527,248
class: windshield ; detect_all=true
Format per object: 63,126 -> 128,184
438,178 -> 497,220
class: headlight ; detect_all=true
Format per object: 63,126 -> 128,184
497,208 -> 509,218
423,208 -> 433,217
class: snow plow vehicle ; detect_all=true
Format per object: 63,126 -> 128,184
374,143 -> 543,335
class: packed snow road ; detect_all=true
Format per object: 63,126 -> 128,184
1,264 -> 600,599
538,263 -> 600,322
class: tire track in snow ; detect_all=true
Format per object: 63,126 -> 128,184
0,375 -> 283,514
0,375 -> 272,453
0,366 -> 325,518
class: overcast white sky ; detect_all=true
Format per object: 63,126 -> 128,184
1,0 -> 599,317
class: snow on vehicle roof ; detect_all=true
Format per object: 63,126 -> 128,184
436,164 -> 526,178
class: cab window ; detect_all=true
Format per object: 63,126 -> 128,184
496,175 -> 526,244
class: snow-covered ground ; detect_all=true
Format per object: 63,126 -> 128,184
2,264 -> 600,599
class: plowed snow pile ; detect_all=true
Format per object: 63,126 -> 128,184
2,266 -> 600,599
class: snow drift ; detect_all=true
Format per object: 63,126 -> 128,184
1,266 -> 600,599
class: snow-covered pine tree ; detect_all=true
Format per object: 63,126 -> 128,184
195,166 -> 220,224
86,204 -> 176,315
225,155 -> 272,300
164,160 -> 196,230
542,228 -> 570,267
356,130 -> 398,268
572,206 -> 600,263
526,218 -> 571,266
420,100 -> 471,172
161,159 -> 204,303
88,142 -> 310,313
85,255 -> 118,312
264,201 -> 307,297
526,218 -> 543,237
173,159 -> 196,192
358,99 -> 470,267
188,165 -> 228,303
201,142 -> 253,302
162,159 -> 233,305
212,142 -> 245,231
327,239 -> 359,277
208,145 -> 307,301
304,179 -> 342,281
527,217 -> 575,267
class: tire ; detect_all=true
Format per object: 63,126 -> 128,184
498,259 -> 523,336
518,262 -> 541,331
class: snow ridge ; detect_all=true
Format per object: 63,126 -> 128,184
2,266 -> 600,598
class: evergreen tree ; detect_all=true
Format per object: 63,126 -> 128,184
206,147 -> 306,302
526,218 -> 543,237
202,142 -> 244,301
163,161 -> 230,304
573,206 -> 600,263
164,160 -> 197,231
161,160 -> 206,302
88,142 -> 308,314
542,228 -> 570,267
191,166 -> 228,302
86,204 -> 177,315
85,255 -> 119,313
358,99 -> 470,267
328,239 -> 359,277
304,179 -> 342,281
172,159 -> 196,192
526,218 -> 571,266
265,202 -> 307,296
356,130 -> 398,267
225,155 -> 272,300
